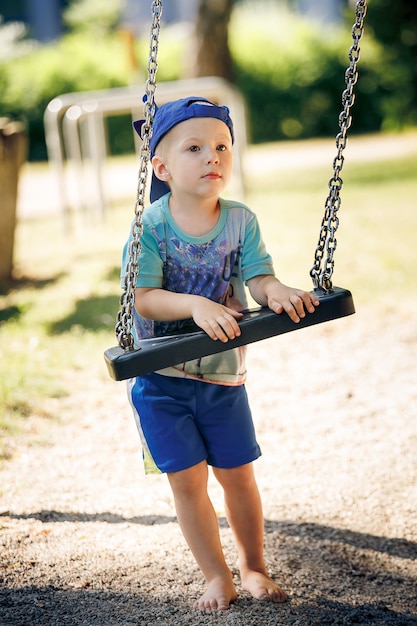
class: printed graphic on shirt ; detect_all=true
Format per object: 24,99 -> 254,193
121,195 -> 274,384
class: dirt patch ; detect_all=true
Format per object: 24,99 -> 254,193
1,307 -> 417,625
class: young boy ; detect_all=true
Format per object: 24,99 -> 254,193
122,97 -> 319,611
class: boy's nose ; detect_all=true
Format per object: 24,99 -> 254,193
206,148 -> 219,164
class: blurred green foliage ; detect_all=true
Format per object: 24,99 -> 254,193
63,0 -> 122,35
231,1 -> 417,142
0,31 -> 132,159
0,0 -> 416,160
364,0 -> 417,130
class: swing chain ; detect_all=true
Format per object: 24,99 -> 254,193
310,0 -> 367,293
116,1 -> 162,351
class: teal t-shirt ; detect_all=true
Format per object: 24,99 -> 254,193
121,193 -> 275,384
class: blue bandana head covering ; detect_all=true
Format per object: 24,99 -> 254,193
133,96 -> 234,202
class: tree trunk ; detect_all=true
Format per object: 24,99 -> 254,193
190,0 -> 234,81
0,119 -> 28,283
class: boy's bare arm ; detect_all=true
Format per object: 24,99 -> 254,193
135,287 -> 242,342
247,275 -> 320,323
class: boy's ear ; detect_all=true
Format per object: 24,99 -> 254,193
152,155 -> 171,182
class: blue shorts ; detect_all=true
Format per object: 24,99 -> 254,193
127,373 -> 261,474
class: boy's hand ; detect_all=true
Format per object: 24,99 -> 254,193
267,285 -> 320,323
248,275 -> 320,323
191,299 -> 243,342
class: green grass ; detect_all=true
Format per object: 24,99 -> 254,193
1,132 -> 416,458
0,211 -> 124,458
245,144 -> 417,305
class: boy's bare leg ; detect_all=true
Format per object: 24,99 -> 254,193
213,463 -> 288,603
167,460 -> 237,611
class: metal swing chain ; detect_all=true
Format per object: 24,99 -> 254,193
310,0 -> 367,293
116,0 -> 163,351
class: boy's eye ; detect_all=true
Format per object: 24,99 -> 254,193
189,145 -> 200,152
217,144 -> 227,151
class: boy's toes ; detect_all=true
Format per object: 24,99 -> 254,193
258,587 -> 288,604
242,571 -> 288,604
194,576 -> 237,612
194,595 -> 229,612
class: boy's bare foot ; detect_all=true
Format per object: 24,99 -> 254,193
194,575 -> 238,612
241,570 -> 288,603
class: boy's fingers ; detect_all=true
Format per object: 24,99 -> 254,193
270,292 -> 319,322
303,292 -> 320,312
200,314 -> 241,342
216,314 -> 241,340
225,307 -> 243,319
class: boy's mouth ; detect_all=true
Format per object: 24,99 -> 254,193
203,171 -> 221,180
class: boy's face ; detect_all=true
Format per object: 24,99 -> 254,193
152,117 -> 233,201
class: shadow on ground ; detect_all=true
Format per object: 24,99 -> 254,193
0,585 -> 414,626
2,511 -> 416,561
47,294 -> 119,334
0,274 -> 65,296
1,512 -> 416,625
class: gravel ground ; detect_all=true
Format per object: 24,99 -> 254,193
1,304 -> 416,625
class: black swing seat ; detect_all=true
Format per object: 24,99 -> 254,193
104,286 -> 354,381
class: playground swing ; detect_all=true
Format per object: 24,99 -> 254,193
104,0 -> 367,382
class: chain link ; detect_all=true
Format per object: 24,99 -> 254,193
310,0 -> 367,292
116,1 -> 162,350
